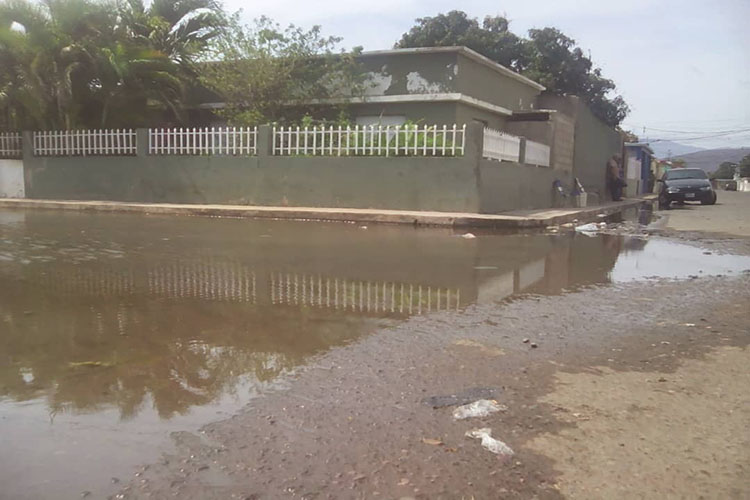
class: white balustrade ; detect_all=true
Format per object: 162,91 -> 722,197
482,127 -> 521,162
273,124 -> 465,157
149,127 -> 257,155
525,139 -> 551,167
0,132 -> 22,158
34,129 -> 137,156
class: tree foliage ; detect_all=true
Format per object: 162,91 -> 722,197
0,0 -> 224,129
711,161 -> 738,179
198,15 -> 363,126
396,11 -> 629,127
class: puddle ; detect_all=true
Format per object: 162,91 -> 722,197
1,210 -> 749,499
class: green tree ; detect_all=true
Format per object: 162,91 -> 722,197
738,154 -> 750,178
711,161 -> 738,179
396,11 -> 525,70
199,15 -> 363,126
395,11 -> 629,127
0,0 -> 223,129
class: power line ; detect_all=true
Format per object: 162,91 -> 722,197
643,130 -> 750,143
624,124 -> 750,135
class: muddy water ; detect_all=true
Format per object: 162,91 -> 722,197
1,210 -> 749,499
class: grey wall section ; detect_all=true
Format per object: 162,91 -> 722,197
344,102 -> 459,125
22,125 -> 563,214
538,95 -> 622,202
454,52 -> 541,111
24,155 -> 481,213
455,102 -> 506,129
478,160 -> 561,213
358,52 -> 459,96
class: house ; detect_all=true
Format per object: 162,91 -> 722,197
9,46 -> 630,214
624,143 -> 655,195
194,46 -> 625,205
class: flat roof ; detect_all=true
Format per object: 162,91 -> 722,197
359,46 -> 546,92
625,142 -> 655,155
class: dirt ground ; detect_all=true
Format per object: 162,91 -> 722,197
661,190 -> 750,237
111,209 -> 750,499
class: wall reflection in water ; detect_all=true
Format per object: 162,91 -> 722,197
0,211 -> 627,420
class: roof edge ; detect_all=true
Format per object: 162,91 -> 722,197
359,46 -> 546,92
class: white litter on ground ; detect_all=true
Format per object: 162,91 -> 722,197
452,399 -> 506,419
465,428 -> 514,457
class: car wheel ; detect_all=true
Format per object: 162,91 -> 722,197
658,195 -> 670,210
702,192 -> 717,205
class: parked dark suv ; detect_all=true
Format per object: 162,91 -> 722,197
657,168 -> 717,209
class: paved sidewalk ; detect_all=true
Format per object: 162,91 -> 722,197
0,196 -> 655,228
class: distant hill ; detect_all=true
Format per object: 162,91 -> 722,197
673,148 -> 750,173
645,140 -> 704,159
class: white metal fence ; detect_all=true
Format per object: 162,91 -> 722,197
273,124 -> 466,157
525,140 -> 551,167
482,127 -> 521,162
149,127 -> 257,155
33,129 -> 137,156
0,132 -> 22,158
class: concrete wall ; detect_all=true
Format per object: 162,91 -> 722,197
455,102 -> 507,130
358,51 -> 459,97
538,95 -> 622,203
478,160 -> 562,213
20,125 -> 564,214
24,153 -> 481,213
0,160 -> 25,198
454,52 -> 541,111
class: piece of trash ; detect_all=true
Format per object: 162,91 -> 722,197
422,387 -> 501,408
683,323 -> 696,327
421,438 -> 443,446
453,399 -> 506,420
522,338 -> 530,344
575,222 -> 606,233
359,226 -> 368,230
530,342 -> 538,348
596,213 -> 607,218
68,361 -> 112,368
461,233 -> 476,239
465,428 -> 514,457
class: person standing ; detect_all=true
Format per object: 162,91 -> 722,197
607,154 -> 625,201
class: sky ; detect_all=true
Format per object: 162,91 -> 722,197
223,0 -> 750,150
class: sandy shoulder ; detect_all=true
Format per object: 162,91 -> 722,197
526,346 -> 750,499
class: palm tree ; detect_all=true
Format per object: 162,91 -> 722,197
118,0 -> 224,72
0,0 -> 224,129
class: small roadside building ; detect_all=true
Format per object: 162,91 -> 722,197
624,143 -> 655,195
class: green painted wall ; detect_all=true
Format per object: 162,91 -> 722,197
24,154 -> 482,212
22,124 -> 564,214
454,52 -> 542,112
478,160 -> 562,213
358,51 -> 459,96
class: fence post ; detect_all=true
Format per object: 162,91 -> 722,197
257,125 -> 273,158
22,131 -> 33,159
136,128 -> 148,157
464,122 -> 484,164
518,137 -> 527,165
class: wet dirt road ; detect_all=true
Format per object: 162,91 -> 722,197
1,208 -> 749,499
111,277 -> 750,500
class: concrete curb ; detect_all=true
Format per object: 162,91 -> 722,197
0,197 -> 655,229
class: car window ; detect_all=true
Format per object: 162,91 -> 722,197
665,169 -> 707,180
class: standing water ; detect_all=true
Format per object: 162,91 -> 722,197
1,210 -> 749,499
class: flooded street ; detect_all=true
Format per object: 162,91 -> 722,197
1,210 -> 750,499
